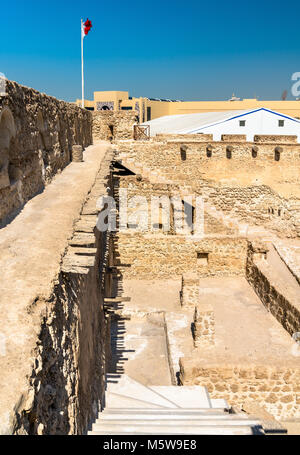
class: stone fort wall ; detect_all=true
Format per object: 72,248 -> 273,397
180,359 -> 300,420
9,150 -> 114,435
0,80 -> 93,226
116,136 -> 300,237
114,233 -> 248,279
93,110 -> 137,141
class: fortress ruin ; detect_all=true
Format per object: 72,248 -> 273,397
0,80 -> 300,435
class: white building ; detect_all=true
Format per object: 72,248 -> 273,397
143,108 -> 300,141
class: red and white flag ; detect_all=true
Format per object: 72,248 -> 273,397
82,18 -> 92,39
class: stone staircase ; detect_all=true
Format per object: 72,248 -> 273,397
88,375 -> 264,435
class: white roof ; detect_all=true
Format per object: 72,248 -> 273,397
142,108 -> 300,137
143,110 -> 249,136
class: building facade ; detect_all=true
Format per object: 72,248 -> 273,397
76,91 -> 300,122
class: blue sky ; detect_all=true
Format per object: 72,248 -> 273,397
1,0 -> 300,102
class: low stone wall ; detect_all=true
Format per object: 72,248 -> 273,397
193,303 -> 215,347
153,134 -> 213,142
0,80 -> 92,225
246,242 -> 300,337
93,110 -> 137,141
9,150 -> 114,435
115,233 -> 248,279
180,359 -> 300,420
180,273 -> 199,307
199,184 -> 299,238
115,174 -> 236,236
116,138 -> 300,238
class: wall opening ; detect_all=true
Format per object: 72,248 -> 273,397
197,252 -> 209,265
109,125 -> 114,140
252,146 -> 258,158
274,146 -> 282,161
226,146 -> 233,159
180,145 -> 187,161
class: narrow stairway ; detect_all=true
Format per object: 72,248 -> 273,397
88,374 -> 264,435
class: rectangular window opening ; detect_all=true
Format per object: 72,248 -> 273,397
239,120 -> 246,127
197,252 -> 209,265
278,120 -> 284,127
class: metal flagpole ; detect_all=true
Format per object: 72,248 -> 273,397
81,19 -> 84,108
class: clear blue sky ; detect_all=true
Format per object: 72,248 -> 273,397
1,0 -> 300,102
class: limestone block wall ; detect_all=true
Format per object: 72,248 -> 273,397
180,273 -> 199,307
116,138 -> 300,238
116,137 -> 300,186
193,303 -> 215,347
180,360 -> 300,420
246,242 -> 300,338
153,134 -> 213,142
199,184 -> 298,238
114,233 -> 248,279
10,151 -> 114,435
116,175 -> 237,236
93,110 -> 137,141
0,80 -> 92,225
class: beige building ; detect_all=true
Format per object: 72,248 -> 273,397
76,91 -> 300,121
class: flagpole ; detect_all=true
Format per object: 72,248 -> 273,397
81,19 -> 84,109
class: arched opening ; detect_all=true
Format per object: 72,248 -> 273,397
0,107 -> 16,188
101,105 -> 110,111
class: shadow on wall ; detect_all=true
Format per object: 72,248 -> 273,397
0,80 -> 93,227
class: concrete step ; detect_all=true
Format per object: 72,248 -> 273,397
211,398 -> 229,408
101,408 -> 231,415
105,392 -> 167,409
106,375 -> 182,409
96,414 -> 252,422
89,375 -> 265,436
149,385 -> 212,409
92,419 -> 261,429
88,426 -> 259,435
149,386 -> 212,409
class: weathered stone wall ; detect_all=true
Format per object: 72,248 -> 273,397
0,80 -> 92,226
198,184 -> 299,238
93,110 -> 137,141
116,137 -> 300,237
193,303 -> 215,347
10,150 -> 114,435
180,273 -> 199,308
180,359 -> 300,420
246,242 -> 300,338
115,233 -> 248,279
153,133 -> 213,142
116,174 -> 237,236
